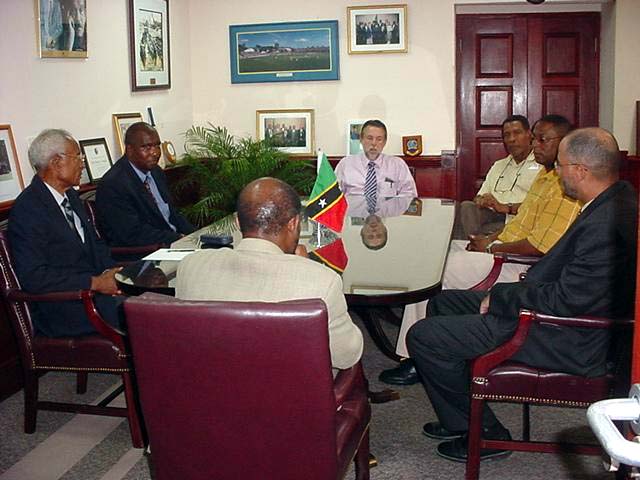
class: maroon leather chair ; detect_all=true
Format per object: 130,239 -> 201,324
124,293 -> 371,480
0,230 -> 144,448
470,252 -> 540,291
465,309 -> 632,480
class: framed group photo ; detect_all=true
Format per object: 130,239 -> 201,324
113,112 -> 144,155
79,138 -> 113,182
346,119 -> 367,155
256,109 -> 315,156
129,0 -> 171,91
0,125 -> 25,206
37,0 -> 88,58
347,4 -> 408,54
229,20 -> 339,84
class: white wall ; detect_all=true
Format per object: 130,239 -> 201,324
0,0 -> 194,183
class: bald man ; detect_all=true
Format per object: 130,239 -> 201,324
407,128 -> 637,462
176,178 -> 363,370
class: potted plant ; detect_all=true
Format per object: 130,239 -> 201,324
173,124 -> 316,228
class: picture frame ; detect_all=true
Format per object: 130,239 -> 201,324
113,112 -> 144,155
347,4 -> 408,54
256,109 -> 315,156
129,0 -> 171,91
36,0 -> 88,58
79,138 -> 113,183
0,125 -> 25,206
403,197 -> 422,217
346,119 -> 367,155
229,20 -> 340,84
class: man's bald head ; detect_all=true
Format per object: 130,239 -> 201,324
237,177 -> 302,237
560,127 -> 620,180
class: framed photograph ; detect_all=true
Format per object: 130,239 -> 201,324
256,109 -> 314,156
112,112 -> 144,155
403,197 -> 422,217
346,119 -> 367,155
0,125 -> 25,206
79,138 -> 113,182
36,0 -> 88,58
347,4 -> 408,54
129,0 -> 171,91
229,20 -> 339,84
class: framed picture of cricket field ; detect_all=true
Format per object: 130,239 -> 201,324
229,20 -> 340,84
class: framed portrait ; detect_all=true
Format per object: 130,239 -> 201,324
112,112 -> 144,155
229,20 -> 339,84
36,0 -> 88,58
0,125 -> 25,206
403,197 -> 422,217
347,4 -> 408,54
256,109 -> 315,156
79,138 -> 113,182
129,0 -> 171,91
346,119 -> 367,155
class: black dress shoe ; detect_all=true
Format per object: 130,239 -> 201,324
378,359 -> 419,385
436,427 -> 512,463
422,422 -> 466,440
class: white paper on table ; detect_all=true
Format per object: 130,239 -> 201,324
142,248 -> 199,261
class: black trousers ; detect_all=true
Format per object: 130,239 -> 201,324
406,290 -> 519,432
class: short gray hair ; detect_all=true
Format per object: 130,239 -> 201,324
562,127 -> 620,179
28,129 -> 76,172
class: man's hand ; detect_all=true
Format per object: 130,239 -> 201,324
467,234 -> 491,252
90,267 -> 123,295
480,294 -> 490,314
474,194 -> 493,208
294,245 -> 308,258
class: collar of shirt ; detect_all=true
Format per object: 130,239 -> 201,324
128,160 -> 152,183
42,180 -> 85,241
236,237 -> 285,255
42,180 -> 68,207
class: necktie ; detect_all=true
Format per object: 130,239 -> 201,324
143,175 -> 158,207
364,161 -> 377,214
62,198 -> 78,234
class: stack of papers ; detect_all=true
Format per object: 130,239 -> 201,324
142,248 -> 199,261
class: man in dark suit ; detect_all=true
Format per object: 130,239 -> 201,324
95,122 -> 194,247
9,129 -> 122,337
407,127 -> 637,462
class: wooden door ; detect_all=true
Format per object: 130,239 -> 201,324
456,13 -> 600,201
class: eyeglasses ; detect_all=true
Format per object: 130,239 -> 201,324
58,152 -> 86,162
554,161 -> 582,170
533,135 -> 561,145
493,160 -> 527,193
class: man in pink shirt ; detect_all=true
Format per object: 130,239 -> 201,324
335,120 -> 417,198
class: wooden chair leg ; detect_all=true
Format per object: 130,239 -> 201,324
522,403 -> 530,442
76,372 -> 88,394
121,372 -> 145,448
465,397 -> 484,480
23,372 -> 38,434
354,428 -> 370,480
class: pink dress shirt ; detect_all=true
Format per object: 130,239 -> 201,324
335,153 -> 417,197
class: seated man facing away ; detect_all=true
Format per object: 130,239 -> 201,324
176,177 -> 363,370
335,119 -> 417,199
95,122 -> 194,248
407,127 -> 637,462
458,115 -> 539,237
9,129 -> 122,337
380,114 -> 581,386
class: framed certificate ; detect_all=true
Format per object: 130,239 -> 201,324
79,138 -> 114,182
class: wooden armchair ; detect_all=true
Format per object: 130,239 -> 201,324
470,252 -> 540,291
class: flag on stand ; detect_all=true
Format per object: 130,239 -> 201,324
305,152 -> 347,233
308,239 -> 349,274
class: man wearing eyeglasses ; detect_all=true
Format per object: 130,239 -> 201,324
95,122 -> 194,249
458,115 -> 539,238
8,129 -> 123,337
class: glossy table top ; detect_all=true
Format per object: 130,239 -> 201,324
116,196 -> 455,301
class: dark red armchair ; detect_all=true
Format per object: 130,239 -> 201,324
465,309 -> 632,480
470,252 -> 540,291
124,293 -> 371,480
0,230 -> 144,447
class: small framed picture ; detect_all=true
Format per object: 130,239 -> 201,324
36,0 -> 88,58
256,109 -> 315,156
112,112 -> 144,155
79,138 -> 113,182
0,125 -> 25,206
346,120 -> 367,155
229,20 -> 339,84
403,197 -> 422,217
347,4 -> 408,54
129,0 -> 171,91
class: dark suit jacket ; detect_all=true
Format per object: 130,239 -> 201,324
95,157 -> 194,247
8,175 -> 119,337
489,181 -> 638,376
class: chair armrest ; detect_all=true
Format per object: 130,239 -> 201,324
471,309 -> 633,377
334,362 -> 366,408
6,288 -> 84,303
81,290 -> 127,349
470,253 -> 540,291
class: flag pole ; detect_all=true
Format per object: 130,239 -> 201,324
316,148 -> 322,245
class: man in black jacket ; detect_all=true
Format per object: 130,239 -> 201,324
407,127 -> 638,462
95,122 -> 194,247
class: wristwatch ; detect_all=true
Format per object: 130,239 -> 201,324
485,241 -> 497,253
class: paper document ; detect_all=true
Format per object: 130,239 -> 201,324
142,248 -> 199,261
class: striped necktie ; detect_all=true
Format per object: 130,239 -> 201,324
364,161 -> 377,214
62,198 -> 78,235
143,175 -> 158,207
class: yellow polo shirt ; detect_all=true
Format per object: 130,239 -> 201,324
498,168 -> 582,253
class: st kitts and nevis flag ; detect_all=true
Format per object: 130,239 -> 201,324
305,152 -> 348,233
308,239 -> 349,274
